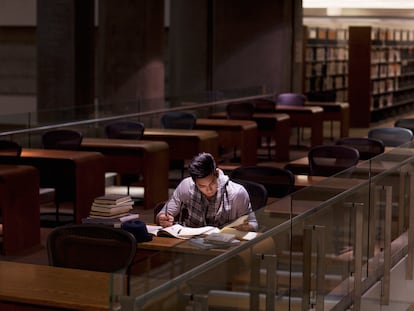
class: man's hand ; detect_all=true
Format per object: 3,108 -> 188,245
158,213 -> 174,227
233,221 -> 254,232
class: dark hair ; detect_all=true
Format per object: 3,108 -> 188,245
188,152 -> 216,180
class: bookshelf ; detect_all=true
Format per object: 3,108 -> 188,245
348,26 -> 414,127
303,26 -> 348,102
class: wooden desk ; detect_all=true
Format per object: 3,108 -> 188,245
143,128 -> 219,160
0,261 -> 110,311
275,105 -> 324,146
0,149 -> 106,224
208,112 -> 291,161
81,138 -> 169,210
0,165 -> 40,255
305,101 -> 350,138
195,119 -> 258,165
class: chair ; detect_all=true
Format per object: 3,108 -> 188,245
41,129 -> 83,225
47,224 -> 137,294
251,98 -> 277,113
277,93 -> 307,146
230,166 -> 295,198
225,102 -> 255,161
277,93 -> 306,106
42,129 -> 83,150
368,127 -> 413,147
226,102 -> 255,120
161,112 -> 196,178
394,118 -> 414,134
308,145 -> 360,177
161,111 -> 196,129
335,137 -> 385,160
105,120 -> 145,140
231,179 -> 268,210
0,139 -> 57,223
105,121 -> 146,195
251,98 -> 277,159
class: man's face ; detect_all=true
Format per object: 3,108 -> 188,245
195,170 -> 218,199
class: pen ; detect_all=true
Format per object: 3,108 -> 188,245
177,229 -> 182,234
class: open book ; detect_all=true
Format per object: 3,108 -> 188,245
219,215 -> 258,241
148,224 -> 219,239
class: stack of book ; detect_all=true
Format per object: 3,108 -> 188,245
83,194 -> 138,226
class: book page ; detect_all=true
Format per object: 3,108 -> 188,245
151,224 -> 219,239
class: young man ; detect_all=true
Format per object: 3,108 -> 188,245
156,152 -> 258,231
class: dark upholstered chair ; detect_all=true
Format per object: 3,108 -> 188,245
42,129 -> 83,150
308,145 -> 360,177
105,120 -> 145,140
394,118 -> 414,134
161,111 -> 196,129
368,127 -> 413,147
252,98 -> 277,159
225,102 -> 256,161
0,140 -> 22,156
277,93 -> 306,106
230,166 -> 295,198
335,137 -> 385,160
251,98 -> 277,113
41,129 -> 84,224
161,111 -> 197,178
277,92 -> 307,146
0,139 -> 57,224
105,120 -> 146,195
232,178 -> 268,211
47,224 -> 136,294
226,102 -> 255,120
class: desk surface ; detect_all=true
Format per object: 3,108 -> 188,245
0,261 -> 110,311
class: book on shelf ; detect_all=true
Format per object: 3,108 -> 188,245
93,194 -> 132,205
91,204 -> 133,214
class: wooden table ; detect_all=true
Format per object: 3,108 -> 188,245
195,118 -> 258,165
275,105 -> 324,146
0,165 -> 40,255
0,261 -> 110,311
81,138 -> 169,210
208,112 -> 291,161
305,101 -> 350,138
143,128 -> 219,160
0,149 -> 106,224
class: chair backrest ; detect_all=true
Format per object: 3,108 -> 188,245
368,127 -> 413,147
231,178 -> 268,211
161,111 -> 196,129
277,93 -> 306,106
394,118 -> 414,133
42,129 -> 83,150
0,140 -> 22,157
47,224 -> 137,274
230,166 -> 295,198
226,102 -> 255,120
308,145 -> 360,177
251,98 -> 277,113
335,137 -> 385,160
105,121 -> 145,140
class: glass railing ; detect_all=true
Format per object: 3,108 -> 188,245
110,142 -> 414,310
1,91 -> 413,310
